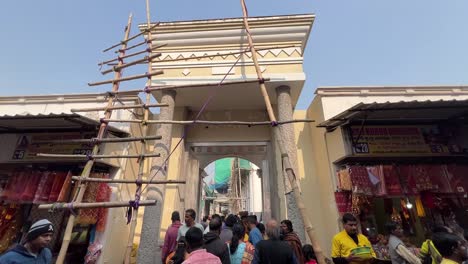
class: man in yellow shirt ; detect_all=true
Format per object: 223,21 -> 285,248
419,225 -> 453,264
432,232 -> 467,264
331,213 -> 376,264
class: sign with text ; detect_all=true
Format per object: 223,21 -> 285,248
350,126 -> 449,154
12,133 -> 94,160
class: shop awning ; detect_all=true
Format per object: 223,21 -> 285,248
317,99 -> 468,131
0,113 -> 129,137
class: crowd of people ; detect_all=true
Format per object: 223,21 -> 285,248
0,211 -> 465,264
162,209 -> 317,264
163,210 -> 467,264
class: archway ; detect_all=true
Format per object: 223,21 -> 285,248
200,156 -> 264,220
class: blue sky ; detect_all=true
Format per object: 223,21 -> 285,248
0,1 -> 467,109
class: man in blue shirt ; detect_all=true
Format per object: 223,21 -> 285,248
0,219 -> 54,264
247,215 -> 263,246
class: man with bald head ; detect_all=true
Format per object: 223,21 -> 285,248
252,219 -> 298,264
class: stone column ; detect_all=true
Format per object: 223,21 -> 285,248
275,85 -> 306,242
138,90 -> 176,263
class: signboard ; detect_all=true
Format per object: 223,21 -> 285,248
12,133 -> 94,160
350,125 -> 449,154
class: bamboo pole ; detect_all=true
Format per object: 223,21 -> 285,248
55,15 -> 133,264
102,23 -> 160,52
240,0 -> 276,123
101,53 -> 162,75
99,44 -> 167,66
124,1 -> 154,262
70,103 -> 168,112
33,135 -> 162,145
36,153 -> 161,159
71,177 -> 186,184
240,1 -> 325,263
117,39 -> 147,53
103,119 -> 314,126
38,200 -> 156,210
88,70 -> 163,86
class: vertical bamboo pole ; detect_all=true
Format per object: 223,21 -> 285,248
239,0 -> 276,124
239,1 -> 326,263
124,1 -> 153,263
55,14 -> 133,264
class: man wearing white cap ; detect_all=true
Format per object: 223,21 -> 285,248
0,219 -> 54,264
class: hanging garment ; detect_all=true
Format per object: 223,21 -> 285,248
415,196 -> 426,217
57,171 -> 73,202
367,166 -> 387,196
20,170 -> 42,201
334,192 -> 352,214
446,164 -> 468,193
95,183 -> 111,232
337,169 -> 353,191
383,165 -> 403,195
33,171 -> 55,203
349,166 -> 373,195
426,165 -> 452,193
48,171 -> 67,202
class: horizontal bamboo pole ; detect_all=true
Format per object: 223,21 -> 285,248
70,103 -> 168,112
71,176 -> 186,184
117,40 -> 147,53
103,23 -> 160,52
103,119 -> 314,126
38,200 -> 157,210
33,135 -> 162,145
36,153 -> 161,159
88,70 -> 163,86
99,44 -> 168,66
101,53 -> 162,75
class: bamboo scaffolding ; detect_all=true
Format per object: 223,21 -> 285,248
240,1 -> 325,263
102,118 -> 314,126
33,135 -> 162,145
36,153 -> 160,159
125,1 -> 155,262
55,15 -> 133,263
101,53 -> 162,75
116,39 -> 148,53
102,23 -> 160,52
99,44 -> 167,66
71,177 -> 186,184
38,200 -> 156,210
88,70 -> 163,86
70,103 -> 168,112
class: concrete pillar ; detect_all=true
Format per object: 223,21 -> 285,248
275,85 -> 306,242
138,90 -> 176,263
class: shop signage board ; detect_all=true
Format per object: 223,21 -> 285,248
12,133 -> 94,160
350,125 -> 450,154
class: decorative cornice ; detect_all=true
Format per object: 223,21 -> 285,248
315,85 -> 468,96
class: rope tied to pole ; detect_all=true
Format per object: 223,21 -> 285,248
126,199 -> 140,224
67,203 -> 78,216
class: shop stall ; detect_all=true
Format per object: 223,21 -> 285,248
319,100 -> 468,260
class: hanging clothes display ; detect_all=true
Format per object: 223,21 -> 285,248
48,171 -> 68,202
0,204 -> 21,253
58,171 -> 73,202
366,165 -> 387,196
382,165 -> 403,195
33,171 -> 56,203
20,170 -> 42,201
349,166 -> 373,195
334,192 -> 352,214
336,169 -> 352,191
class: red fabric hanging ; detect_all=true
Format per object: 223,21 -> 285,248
96,183 -> 111,232
0,171 -> 19,201
20,170 -> 42,201
446,164 -> 468,193
48,171 -> 67,202
426,165 -> 452,193
33,171 -> 55,203
383,165 -> 403,195
334,192 -> 352,214
57,171 -> 73,202
349,166 -> 373,195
